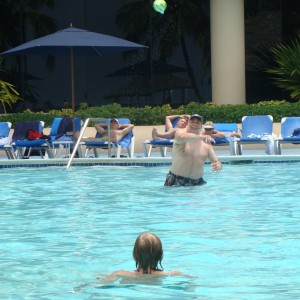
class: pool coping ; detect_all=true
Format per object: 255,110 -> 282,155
1,154 -> 300,168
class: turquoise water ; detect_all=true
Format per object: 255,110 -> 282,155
0,163 -> 300,299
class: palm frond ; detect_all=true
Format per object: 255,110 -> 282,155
266,37 -> 300,100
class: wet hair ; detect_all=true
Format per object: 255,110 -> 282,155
133,232 -> 164,274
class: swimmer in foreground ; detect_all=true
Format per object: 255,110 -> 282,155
100,232 -> 181,283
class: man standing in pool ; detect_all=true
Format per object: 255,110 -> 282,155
164,114 -> 222,186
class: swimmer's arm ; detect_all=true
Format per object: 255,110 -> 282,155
163,270 -> 197,278
99,270 -> 137,283
175,130 -> 215,144
167,270 -> 182,275
208,147 -> 222,172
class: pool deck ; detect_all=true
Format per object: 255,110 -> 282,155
1,147 -> 300,168
1,123 -> 299,168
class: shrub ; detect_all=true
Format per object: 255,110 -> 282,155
0,100 -> 299,127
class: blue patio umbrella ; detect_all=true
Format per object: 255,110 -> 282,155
0,25 -> 147,116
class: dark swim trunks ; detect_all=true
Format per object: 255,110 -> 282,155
164,171 -> 207,187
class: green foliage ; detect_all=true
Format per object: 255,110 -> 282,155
48,108 -> 73,118
0,101 -> 299,128
266,38 -> 300,100
0,79 -> 21,113
79,102 -> 89,110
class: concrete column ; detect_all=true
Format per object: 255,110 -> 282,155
210,0 -> 246,105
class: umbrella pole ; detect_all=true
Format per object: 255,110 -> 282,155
70,46 -> 75,118
70,46 -> 76,137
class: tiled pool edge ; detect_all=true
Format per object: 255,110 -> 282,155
1,154 -> 300,168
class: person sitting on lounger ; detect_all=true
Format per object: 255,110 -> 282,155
202,121 -> 241,138
100,232 -> 181,283
76,118 -> 134,142
55,116 -> 75,141
152,115 -> 190,140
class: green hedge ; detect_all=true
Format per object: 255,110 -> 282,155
1,101 -> 300,128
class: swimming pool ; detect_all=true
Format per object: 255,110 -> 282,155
1,163 -> 299,299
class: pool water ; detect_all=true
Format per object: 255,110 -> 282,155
0,163 -> 299,299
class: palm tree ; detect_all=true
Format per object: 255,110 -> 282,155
115,0 -> 210,103
0,79 -> 20,113
266,37 -> 300,100
0,59 -> 20,113
0,0 -> 57,109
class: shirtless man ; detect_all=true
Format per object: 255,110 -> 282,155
152,115 -> 190,140
76,118 -> 134,142
202,121 -> 226,139
164,114 -> 222,186
203,121 -> 241,138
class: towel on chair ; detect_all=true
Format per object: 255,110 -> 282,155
247,133 -> 275,155
0,137 -> 12,145
12,121 -> 41,142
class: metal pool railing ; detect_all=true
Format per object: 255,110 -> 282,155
67,118 -> 112,169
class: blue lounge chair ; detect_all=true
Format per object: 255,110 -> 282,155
143,117 -> 179,157
0,122 -> 12,156
49,117 -> 82,158
234,115 -> 274,155
0,122 -> 12,139
213,123 -> 239,155
82,118 -> 135,158
275,117 -> 300,155
4,121 -> 53,159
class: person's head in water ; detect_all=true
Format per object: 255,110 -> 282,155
133,232 -> 164,274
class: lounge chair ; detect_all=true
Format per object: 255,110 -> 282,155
0,122 -> 12,139
143,117 -> 179,157
233,115 -> 274,155
275,117 -> 300,155
82,118 -> 135,158
49,117 -> 82,158
0,122 -> 12,156
4,121 -> 53,159
213,123 -> 239,155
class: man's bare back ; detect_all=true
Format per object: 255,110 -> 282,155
170,132 -> 212,179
